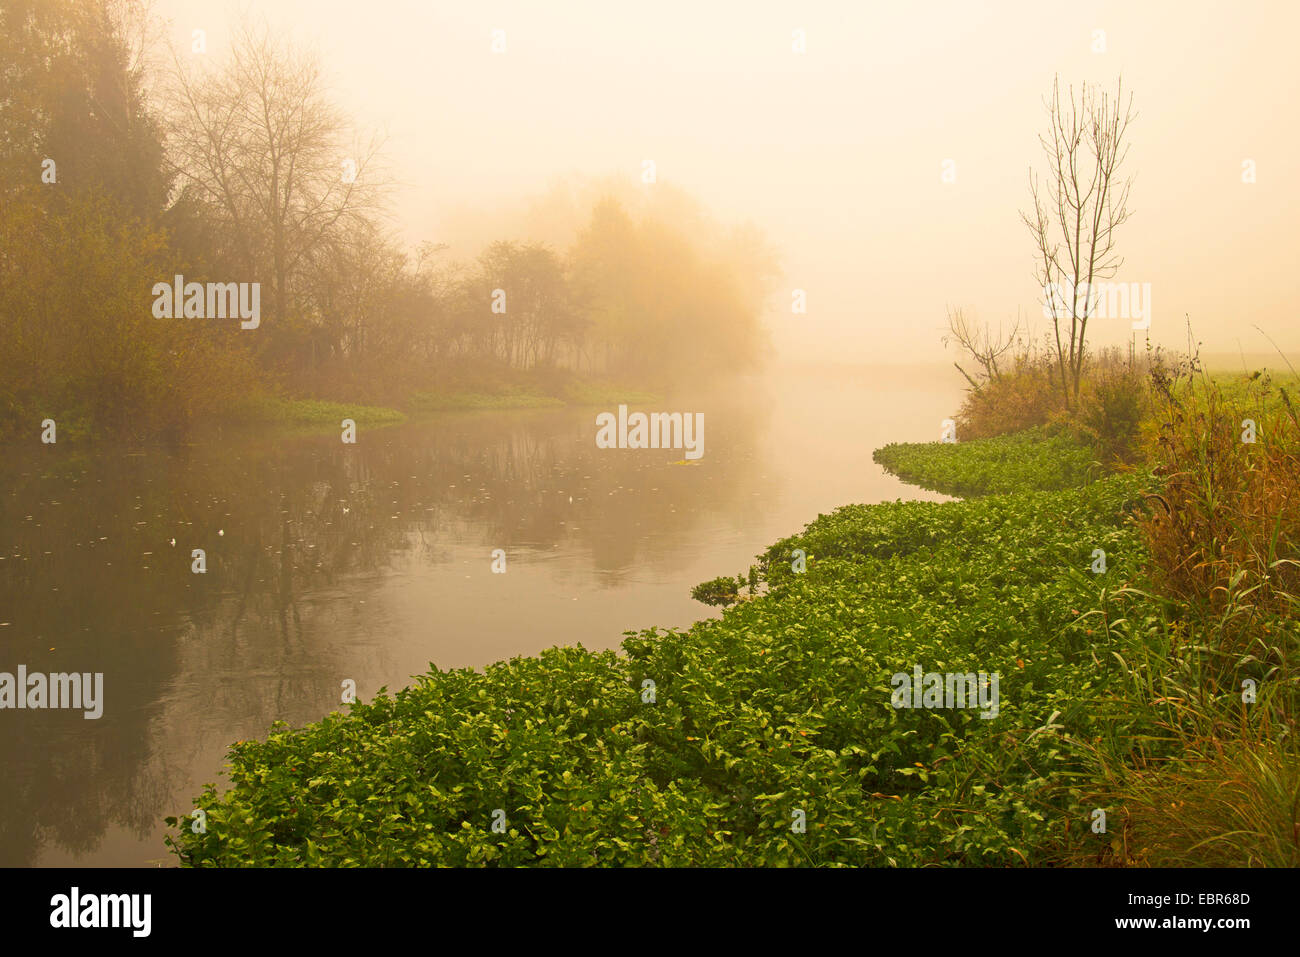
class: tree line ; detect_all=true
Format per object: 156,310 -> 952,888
0,0 -> 775,440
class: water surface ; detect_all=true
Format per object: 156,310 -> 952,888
0,363 -> 959,865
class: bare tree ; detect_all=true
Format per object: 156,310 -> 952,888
943,306 -> 1023,388
163,18 -> 388,338
1022,75 -> 1136,409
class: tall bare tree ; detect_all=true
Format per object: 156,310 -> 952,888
1022,75 -> 1136,408
163,18 -> 386,359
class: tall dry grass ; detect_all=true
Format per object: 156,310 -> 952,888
954,343 -> 1152,463
1141,357 -> 1300,640
1065,354 -> 1300,867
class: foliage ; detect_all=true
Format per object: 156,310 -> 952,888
689,569 -> 760,607
0,4 -> 772,441
953,356 -> 1061,440
1056,352 -> 1151,464
0,0 -> 169,218
407,391 -> 563,412
168,437 -> 1151,866
1140,360 -> 1300,631
170,397 -> 1300,868
1069,638 -> 1300,867
559,381 -> 661,408
690,575 -> 741,607
1062,359 -> 1300,867
0,187 -> 259,441
228,395 -> 407,429
873,427 -> 1099,498
953,345 -> 1156,459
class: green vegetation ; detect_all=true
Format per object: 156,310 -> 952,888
942,348 -> 1300,865
168,427 -> 1153,866
167,357 -> 1300,868
229,395 -> 407,430
402,376 -> 662,413
874,427 -> 1100,497
689,568 -> 759,608
401,381 -> 665,414
0,2 -> 771,443
558,381 -> 661,408
688,575 -> 742,608
1072,361 -> 1300,866
407,391 -> 564,412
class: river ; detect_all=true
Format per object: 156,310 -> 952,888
0,362 -> 959,865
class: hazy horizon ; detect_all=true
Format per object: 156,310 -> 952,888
151,0 -> 1300,368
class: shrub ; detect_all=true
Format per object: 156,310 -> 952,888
954,355 -> 1061,440
953,344 -> 1153,462
1056,350 -> 1152,464
690,575 -> 741,607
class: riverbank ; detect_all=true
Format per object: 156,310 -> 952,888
9,373 -> 667,445
165,370 -> 1299,866
165,427 -> 1150,866
223,379 -> 665,433
223,382 -> 656,428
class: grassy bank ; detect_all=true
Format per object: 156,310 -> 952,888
228,396 -> 408,431
407,381 -> 661,413
220,377 -> 667,435
407,391 -> 565,412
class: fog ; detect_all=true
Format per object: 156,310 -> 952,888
6,0 -> 1297,871
152,0 -> 1300,366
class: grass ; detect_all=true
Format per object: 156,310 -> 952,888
407,390 -> 564,412
404,381 -> 661,413
1066,363 -> 1300,866
559,381 -> 661,407
230,395 -> 407,430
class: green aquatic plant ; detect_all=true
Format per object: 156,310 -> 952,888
168,432 -> 1154,866
873,427 -> 1099,498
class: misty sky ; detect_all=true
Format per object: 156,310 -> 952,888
153,1 -> 1300,365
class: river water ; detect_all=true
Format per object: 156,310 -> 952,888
0,362 -> 959,866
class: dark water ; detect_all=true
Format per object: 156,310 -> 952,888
0,363 -> 959,866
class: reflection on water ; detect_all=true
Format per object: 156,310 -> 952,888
0,363 -> 959,865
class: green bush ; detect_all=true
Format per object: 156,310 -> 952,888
1058,358 -> 1151,464
690,575 -> 742,607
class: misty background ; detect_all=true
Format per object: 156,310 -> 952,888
153,0 -> 1300,366
3,0 -> 1297,868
